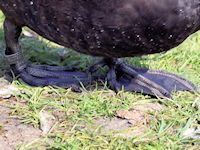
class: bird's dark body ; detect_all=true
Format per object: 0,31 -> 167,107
1,0 -> 200,58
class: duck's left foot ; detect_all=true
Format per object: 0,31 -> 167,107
5,52 -> 91,91
96,58 -> 197,98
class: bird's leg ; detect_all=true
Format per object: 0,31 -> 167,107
4,19 -> 26,72
91,58 -> 196,98
4,19 -> 90,90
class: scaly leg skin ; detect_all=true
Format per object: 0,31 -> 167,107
91,58 -> 197,98
4,18 -> 91,91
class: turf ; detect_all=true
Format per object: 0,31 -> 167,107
0,11 -> 199,150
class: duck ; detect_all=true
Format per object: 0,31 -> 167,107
0,0 -> 199,98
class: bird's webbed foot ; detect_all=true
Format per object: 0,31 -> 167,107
5,52 -> 91,91
94,58 -> 196,98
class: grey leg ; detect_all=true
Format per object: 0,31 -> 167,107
3,18 -> 90,89
4,19 -> 22,55
4,19 -> 26,72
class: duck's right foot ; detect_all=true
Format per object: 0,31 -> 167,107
89,58 -> 197,98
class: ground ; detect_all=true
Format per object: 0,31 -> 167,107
0,12 -> 200,150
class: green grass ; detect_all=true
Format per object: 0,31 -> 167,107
0,11 -> 200,150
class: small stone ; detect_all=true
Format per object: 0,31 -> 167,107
192,98 -> 200,110
0,77 -> 19,99
116,110 -> 144,125
39,111 -> 56,135
182,127 -> 200,139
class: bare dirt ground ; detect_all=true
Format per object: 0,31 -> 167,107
0,76 -> 161,149
0,99 -> 42,150
0,77 -> 42,149
95,103 -> 163,138
0,96 -> 163,149
0,77 -> 187,149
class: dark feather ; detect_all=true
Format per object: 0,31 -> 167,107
1,0 -> 200,57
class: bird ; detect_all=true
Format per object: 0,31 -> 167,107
0,0 -> 198,98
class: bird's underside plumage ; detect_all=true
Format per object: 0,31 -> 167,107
0,0 -> 199,98
1,0 -> 200,57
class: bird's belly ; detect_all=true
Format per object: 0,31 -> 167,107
34,23 -> 199,58
1,0 -> 200,58
25,5 -> 200,58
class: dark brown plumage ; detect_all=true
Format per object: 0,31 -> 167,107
0,0 -> 199,98
1,0 -> 200,57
